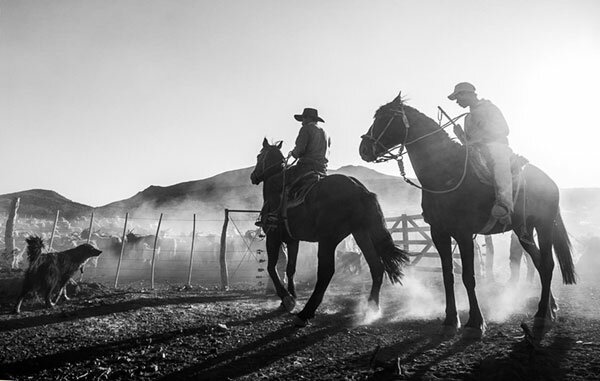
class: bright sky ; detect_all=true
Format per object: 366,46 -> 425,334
1,0 -> 599,207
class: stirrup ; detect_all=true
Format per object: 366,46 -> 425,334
258,214 -> 279,229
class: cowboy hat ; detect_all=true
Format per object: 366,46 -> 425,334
448,82 -> 476,100
294,108 -> 325,123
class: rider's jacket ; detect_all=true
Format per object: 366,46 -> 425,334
290,122 -> 330,170
464,99 -> 509,145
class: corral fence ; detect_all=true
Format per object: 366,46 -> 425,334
386,214 -> 465,273
2,208 -> 487,290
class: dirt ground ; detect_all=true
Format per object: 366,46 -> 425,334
0,268 -> 599,381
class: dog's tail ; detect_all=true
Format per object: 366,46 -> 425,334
25,236 -> 45,263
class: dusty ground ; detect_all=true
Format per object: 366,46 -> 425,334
0,269 -> 599,381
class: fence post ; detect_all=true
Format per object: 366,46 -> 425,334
484,235 -> 495,280
219,209 -> 229,290
150,213 -> 163,290
48,210 -> 60,251
187,214 -> 196,286
114,213 -> 129,289
86,211 -> 95,243
401,214 -> 409,252
80,210 -> 95,281
2,197 -> 20,269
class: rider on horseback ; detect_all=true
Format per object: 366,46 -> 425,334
286,107 -> 330,179
256,107 -> 331,229
448,82 -> 514,226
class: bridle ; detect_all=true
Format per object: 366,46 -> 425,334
361,106 -> 412,163
362,103 -> 470,194
254,149 -> 285,184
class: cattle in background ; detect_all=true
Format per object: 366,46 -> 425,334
92,234 -> 123,259
125,231 -> 160,262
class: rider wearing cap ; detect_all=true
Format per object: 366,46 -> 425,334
449,82 -> 513,225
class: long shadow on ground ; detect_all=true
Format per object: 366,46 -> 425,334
472,335 -> 575,381
158,303 -> 358,380
0,303 -> 280,379
0,290 -> 260,332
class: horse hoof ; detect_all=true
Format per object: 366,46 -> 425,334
292,315 -> 309,327
462,326 -> 485,340
282,296 -> 296,313
438,325 -> 458,337
532,317 -> 554,340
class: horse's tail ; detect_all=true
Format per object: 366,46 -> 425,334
25,236 -> 45,263
553,209 -> 577,284
361,190 -> 409,284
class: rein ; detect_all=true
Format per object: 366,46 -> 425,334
365,104 -> 470,194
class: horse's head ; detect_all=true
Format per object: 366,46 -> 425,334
125,230 -> 137,242
359,92 -> 410,162
250,138 -> 285,185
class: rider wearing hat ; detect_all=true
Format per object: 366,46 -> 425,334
449,82 -> 513,225
256,107 -> 330,229
286,107 -> 330,180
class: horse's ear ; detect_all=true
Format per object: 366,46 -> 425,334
262,137 -> 269,148
393,91 -> 403,103
276,141 -> 283,149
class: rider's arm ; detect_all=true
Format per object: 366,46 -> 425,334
453,124 -> 466,144
290,126 -> 309,158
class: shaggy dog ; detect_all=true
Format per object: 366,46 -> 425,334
14,236 -> 102,314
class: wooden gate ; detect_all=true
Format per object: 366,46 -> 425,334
385,214 -> 462,273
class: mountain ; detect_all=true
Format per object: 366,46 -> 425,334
1,167 -> 599,234
0,189 -> 92,219
94,165 -> 422,218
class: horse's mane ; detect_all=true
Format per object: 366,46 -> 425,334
375,99 -> 463,153
376,99 -> 466,182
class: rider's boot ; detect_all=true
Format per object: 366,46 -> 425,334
491,203 -> 512,226
518,225 -> 536,247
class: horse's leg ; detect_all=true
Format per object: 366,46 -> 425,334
484,235 -> 495,282
455,234 -> 486,339
534,226 -> 556,338
352,229 -> 384,310
525,254 -> 536,283
518,226 -> 557,340
286,240 -> 299,299
266,235 -> 294,312
294,239 -> 338,326
508,234 -> 523,284
431,228 -> 460,335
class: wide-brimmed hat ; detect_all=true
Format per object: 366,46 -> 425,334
448,82 -> 476,100
294,108 -> 325,123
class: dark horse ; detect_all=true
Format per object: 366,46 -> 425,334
359,94 -> 576,340
250,138 -> 409,326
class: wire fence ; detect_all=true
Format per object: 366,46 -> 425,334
2,209 -> 295,290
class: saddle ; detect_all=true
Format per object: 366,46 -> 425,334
468,146 -> 530,234
468,145 -> 529,188
285,170 -> 325,209
258,170 -> 324,232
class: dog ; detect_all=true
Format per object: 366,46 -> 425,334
14,236 -> 102,314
